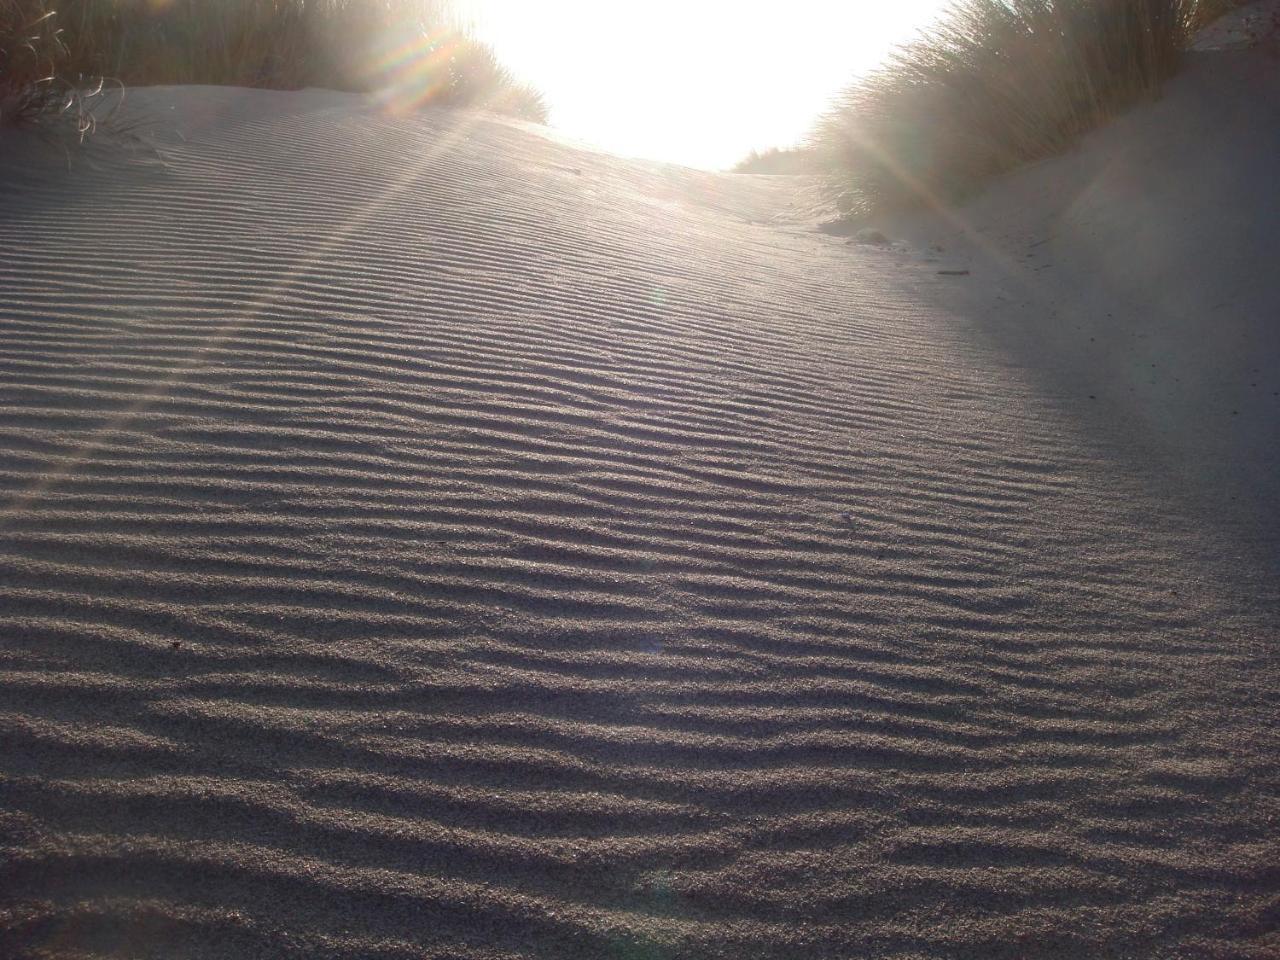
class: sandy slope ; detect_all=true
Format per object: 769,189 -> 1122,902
880,46 -> 1280,539
0,65 -> 1276,960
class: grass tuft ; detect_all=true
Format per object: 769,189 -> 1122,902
1,0 -> 63,123
813,0 -> 1210,216
1,0 -> 546,134
732,146 -> 819,175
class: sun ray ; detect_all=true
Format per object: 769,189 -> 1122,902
0,90 -> 499,522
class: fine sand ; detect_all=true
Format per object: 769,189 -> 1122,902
1,48 -> 1278,960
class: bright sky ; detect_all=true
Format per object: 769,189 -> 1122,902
462,0 -> 950,170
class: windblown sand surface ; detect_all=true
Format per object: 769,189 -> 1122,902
1,55 -> 1278,960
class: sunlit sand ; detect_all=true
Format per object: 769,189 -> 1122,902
0,3 -> 1277,958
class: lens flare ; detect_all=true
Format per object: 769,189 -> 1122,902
364,27 -> 464,115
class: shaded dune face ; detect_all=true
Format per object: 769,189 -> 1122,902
0,88 -> 1277,959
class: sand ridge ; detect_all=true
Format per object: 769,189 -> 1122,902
0,81 -> 1277,959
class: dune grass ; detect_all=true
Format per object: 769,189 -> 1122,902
1,1 -> 69,125
1,0 -> 545,131
813,0 -> 1210,216
732,146 -> 820,175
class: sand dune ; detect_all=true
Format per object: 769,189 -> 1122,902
1,65 -> 1277,960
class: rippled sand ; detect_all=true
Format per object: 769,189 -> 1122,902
1,64 -> 1277,959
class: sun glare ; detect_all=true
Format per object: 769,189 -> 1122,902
463,0 -> 950,169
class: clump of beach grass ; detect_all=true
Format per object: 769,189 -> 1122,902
732,146 -> 819,175
1,0 -> 545,133
2,1 -> 63,122
0,0 -> 112,140
813,0 -> 1208,216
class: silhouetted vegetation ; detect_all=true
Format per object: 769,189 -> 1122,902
732,146 -> 819,175
814,0 -> 1213,215
1,0 -> 545,131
